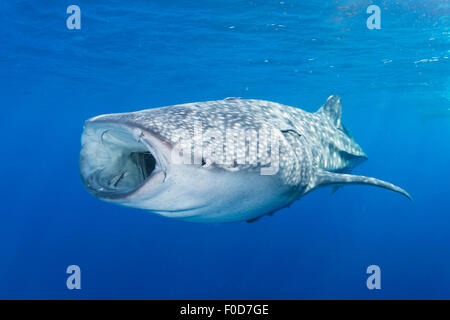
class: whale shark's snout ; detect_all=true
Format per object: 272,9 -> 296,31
79,117 -> 168,202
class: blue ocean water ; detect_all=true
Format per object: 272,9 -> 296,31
0,0 -> 449,299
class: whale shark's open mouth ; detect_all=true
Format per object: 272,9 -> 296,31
80,123 -> 164,199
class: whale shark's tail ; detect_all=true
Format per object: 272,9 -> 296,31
308,169 -> 412,200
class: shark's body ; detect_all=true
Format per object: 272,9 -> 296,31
80,96 -> 410,223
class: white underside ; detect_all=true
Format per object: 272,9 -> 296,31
120,163 -> 295,223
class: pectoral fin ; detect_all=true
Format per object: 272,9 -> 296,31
246,216 -> 262,223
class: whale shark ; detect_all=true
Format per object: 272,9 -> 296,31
79,96 -> 411,223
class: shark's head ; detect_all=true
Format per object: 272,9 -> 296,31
80,116 -> 170,208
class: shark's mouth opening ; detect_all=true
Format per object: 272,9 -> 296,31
80,124 -> 163,199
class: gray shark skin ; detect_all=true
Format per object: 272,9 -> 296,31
80,96 -> 411,223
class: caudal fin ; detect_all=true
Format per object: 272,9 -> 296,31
309,169 -> 412,200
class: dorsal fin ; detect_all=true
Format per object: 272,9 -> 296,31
307,169 -> 412,200
317,95 -> 342,128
